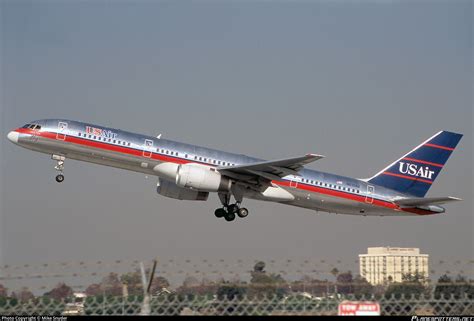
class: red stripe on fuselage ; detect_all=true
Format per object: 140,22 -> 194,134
275,180 -> 399,210
14,128 -> 437,215
16,128 -> 192,165
402,208 -> 441,215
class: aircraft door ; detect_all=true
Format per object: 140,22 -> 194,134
290,175 -> 299,188
143,139 -> 153,158
365,185 -> 375,204
56,122 -> 68,140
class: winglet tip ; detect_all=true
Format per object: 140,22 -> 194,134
307,153 -> 325,158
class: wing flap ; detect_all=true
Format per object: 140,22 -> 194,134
220,154 -> 323,175
218,153 -> 324,185
393,196 -> 462,206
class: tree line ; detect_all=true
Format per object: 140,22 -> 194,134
1,261 -> 473,302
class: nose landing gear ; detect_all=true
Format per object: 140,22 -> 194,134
52,154 -> 66,183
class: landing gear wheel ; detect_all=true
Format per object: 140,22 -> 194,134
224,212 -> 236,222
227,204 -> 238,214
215,208 -> 226,218
237,207 -> 249,218
52,155 -> 66,183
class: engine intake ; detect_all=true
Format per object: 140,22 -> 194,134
176,164 -> 231,192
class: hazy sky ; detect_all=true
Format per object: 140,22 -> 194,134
1,0 -> 472,277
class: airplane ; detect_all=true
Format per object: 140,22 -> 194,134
7,119 -> 463,221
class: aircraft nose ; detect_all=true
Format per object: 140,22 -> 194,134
7,131 -> 19,143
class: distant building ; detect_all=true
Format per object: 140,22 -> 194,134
359,247 -> 429,285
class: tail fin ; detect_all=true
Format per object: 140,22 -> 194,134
366,131 -> 462,197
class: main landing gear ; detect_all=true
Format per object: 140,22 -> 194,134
52,154 -> 65,183
215,193 -> 249,222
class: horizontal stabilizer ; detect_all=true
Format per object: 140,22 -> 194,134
393,196 -> 462,207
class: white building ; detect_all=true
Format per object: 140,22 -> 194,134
359,247 -> 429,285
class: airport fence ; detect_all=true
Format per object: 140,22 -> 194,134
0,258 -> 472,315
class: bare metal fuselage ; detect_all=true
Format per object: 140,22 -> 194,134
8,119 -> 443,217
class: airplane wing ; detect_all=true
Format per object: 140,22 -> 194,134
393,196 -> 462,207
218,154 -> 324,183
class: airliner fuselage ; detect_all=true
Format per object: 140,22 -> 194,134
7,119 -> 462,221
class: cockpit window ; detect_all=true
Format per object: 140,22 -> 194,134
25,124 -> 41,130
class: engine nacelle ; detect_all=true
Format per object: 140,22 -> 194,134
176,164 -> 231,192
157,179 -> 208,201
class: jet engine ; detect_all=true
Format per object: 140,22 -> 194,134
157,178 -> 208,201
176,164 -> 231,192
